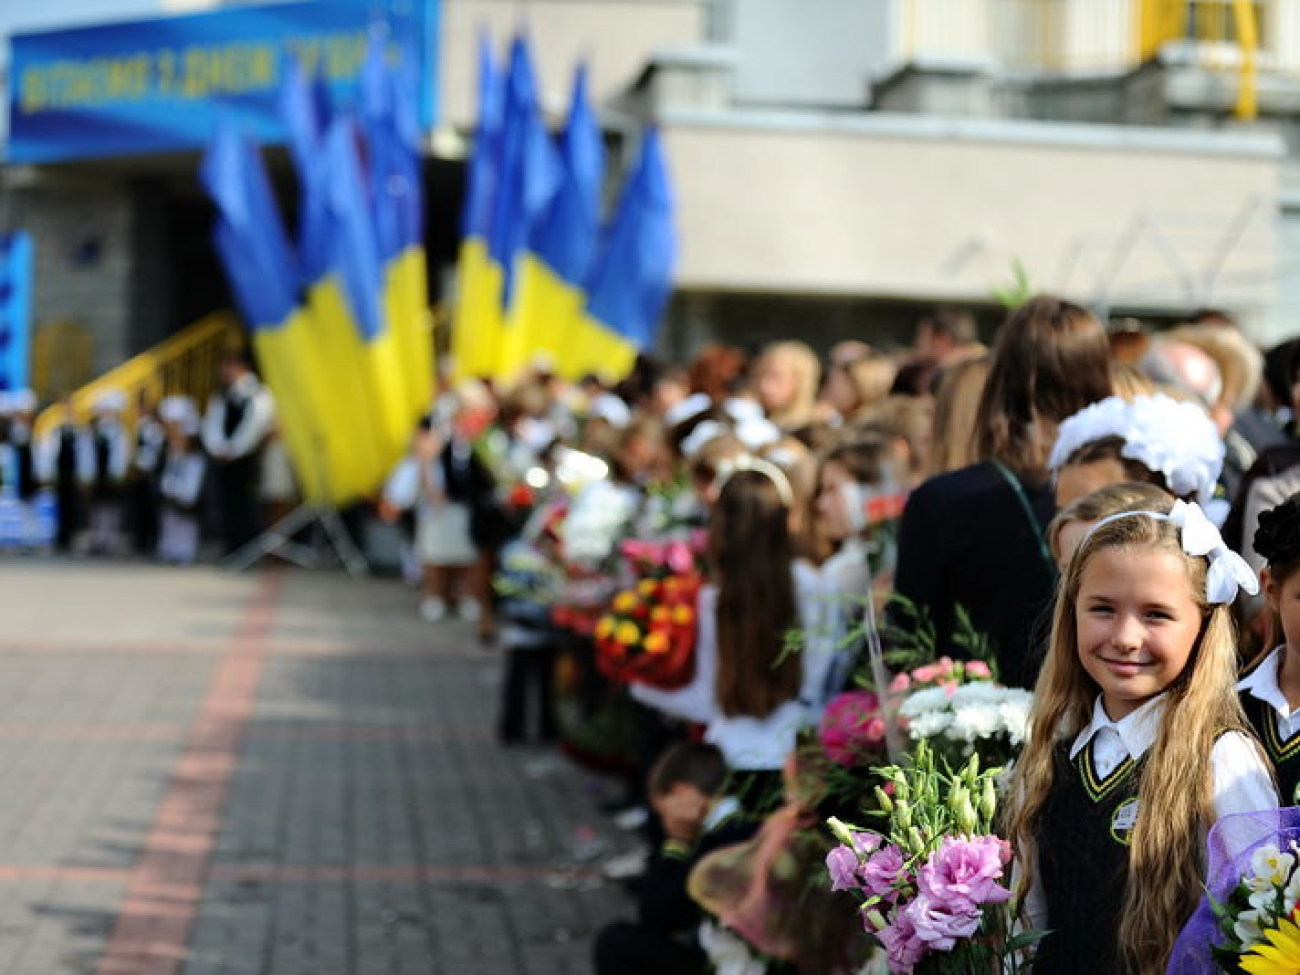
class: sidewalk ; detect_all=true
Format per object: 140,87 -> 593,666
0,561 -> 631,974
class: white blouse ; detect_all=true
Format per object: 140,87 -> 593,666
632,559 -> 843,771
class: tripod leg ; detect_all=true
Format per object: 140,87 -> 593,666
317,509 -> 369,580
222,505 -> 318,573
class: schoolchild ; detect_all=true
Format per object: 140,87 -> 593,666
156,396 -> 207,565
1007,496 -> 1277,975
1239,494 -> 1300,805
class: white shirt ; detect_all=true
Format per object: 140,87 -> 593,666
631,560 -> 842,771
202,374 -> 275,461
1238,647 -> 1300,742
1023,694 -> 1278,928
160,451 -> 207,508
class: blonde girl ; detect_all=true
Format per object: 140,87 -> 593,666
1008,496 -> 1275,975
753,341 -> 821,431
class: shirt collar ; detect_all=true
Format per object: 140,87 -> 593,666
704,796 -> 742,833
1239,647 -> 1294,719
1069,694 -> 1168,761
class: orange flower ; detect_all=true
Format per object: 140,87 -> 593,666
595,617 -> 616,641
651,606 -> 672,624
637,579 -> 660,598
615,621 -> 641,645
613,591 -> 639,613
672,605 -> 695,626
644,631 -> 670,654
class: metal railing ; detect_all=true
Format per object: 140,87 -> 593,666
34,311 -> 244,441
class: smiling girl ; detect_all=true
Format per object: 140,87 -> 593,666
1006,496 -> 1276,975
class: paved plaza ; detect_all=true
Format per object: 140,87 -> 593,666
0,561 -> 628,974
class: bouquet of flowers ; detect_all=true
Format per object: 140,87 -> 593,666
893,660 -> 1032,771
824,742 -> 1040,974
593,571 -> 702,689
1168,809 -> 1300,975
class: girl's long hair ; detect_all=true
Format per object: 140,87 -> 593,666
1007,500 -> 1257,975
710,469 -> 801,718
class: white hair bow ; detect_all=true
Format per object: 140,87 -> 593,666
1168,500 -> 1259,605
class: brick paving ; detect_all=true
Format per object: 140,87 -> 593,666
0,561 -> 631,974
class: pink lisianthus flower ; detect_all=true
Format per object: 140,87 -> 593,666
903,892 -> 982,951
862,844 -> 907,899
889,672 -> 912,694
911,664 -> 939,684
964,660 -> 992,679
935,656 -> 956,676
917,836 -> 1012,912
826,844 -> 862,892
876,908 -> 927,973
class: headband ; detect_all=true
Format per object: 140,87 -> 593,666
1088,499 -> 1258,605
713,455 -> 795,508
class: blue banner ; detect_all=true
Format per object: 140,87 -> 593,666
0,232 -> 32,393
7,0 -> 438,164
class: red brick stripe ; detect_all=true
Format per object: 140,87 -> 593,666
95,572 -> 282,975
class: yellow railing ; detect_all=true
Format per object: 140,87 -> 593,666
34,311 -> 244,442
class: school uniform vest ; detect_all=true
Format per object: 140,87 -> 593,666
1033,740 -> 1146,975
1240,691 -> 1300,806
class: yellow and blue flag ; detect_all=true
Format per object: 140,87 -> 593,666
200,117 -> 332,505
278,58 -> 385,502
360,37 -> 434,423
451,32 -> 505,383
578,127 -> 678,380
318,113 -> 410,464
501,63 -> 604,382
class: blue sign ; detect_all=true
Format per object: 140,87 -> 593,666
7,0 -> 438,164
0,232 -> 32,393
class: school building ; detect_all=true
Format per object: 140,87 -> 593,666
1,0 -> 1297,401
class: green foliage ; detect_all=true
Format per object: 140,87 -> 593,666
991,259 -> 1033,310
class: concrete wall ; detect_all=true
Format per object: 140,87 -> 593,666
661,110 -> 1284,337
436,0 -> 707,126
5,176 -> 135,380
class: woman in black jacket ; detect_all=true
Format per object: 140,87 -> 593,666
891,295 -> 1112,689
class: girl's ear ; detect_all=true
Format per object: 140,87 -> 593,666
1263,568 -> 1279,612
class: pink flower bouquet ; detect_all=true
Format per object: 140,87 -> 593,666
825,742 -> 1040,974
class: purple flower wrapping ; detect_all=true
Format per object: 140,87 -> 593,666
1167,806 -> 1300,974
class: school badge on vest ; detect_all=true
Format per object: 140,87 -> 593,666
1110,798 -> 1139,846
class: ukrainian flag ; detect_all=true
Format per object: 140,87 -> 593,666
279,58 -> 385,501
578,127 -> 678,380
450,33 -> 505,383
318,113 -> 411,464
500,64 -> 604,383
200,117 -> 332,506
360,38 -> 434,423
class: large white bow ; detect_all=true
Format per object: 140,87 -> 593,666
1169,500 -> 1260,605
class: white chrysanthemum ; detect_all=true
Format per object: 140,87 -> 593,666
899,687 -> 953,717
997,697 -> 1033,746
907,710 -> 954,740
949,682 -> 1007,705
946,704 -> 1002,743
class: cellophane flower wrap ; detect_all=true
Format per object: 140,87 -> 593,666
1168,808 -> 1300,975
825,741 -> 1041,974
593,534 -> 705,690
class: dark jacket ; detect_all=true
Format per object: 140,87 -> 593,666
891,460 -> 1056,690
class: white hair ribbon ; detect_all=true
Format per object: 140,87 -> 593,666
713,454 -> 795,508
1089,499 -> 1259,605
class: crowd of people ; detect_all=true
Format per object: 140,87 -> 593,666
368,296 -> 1300,974
0,350 -> 281,564
12,293 -> 1300,972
